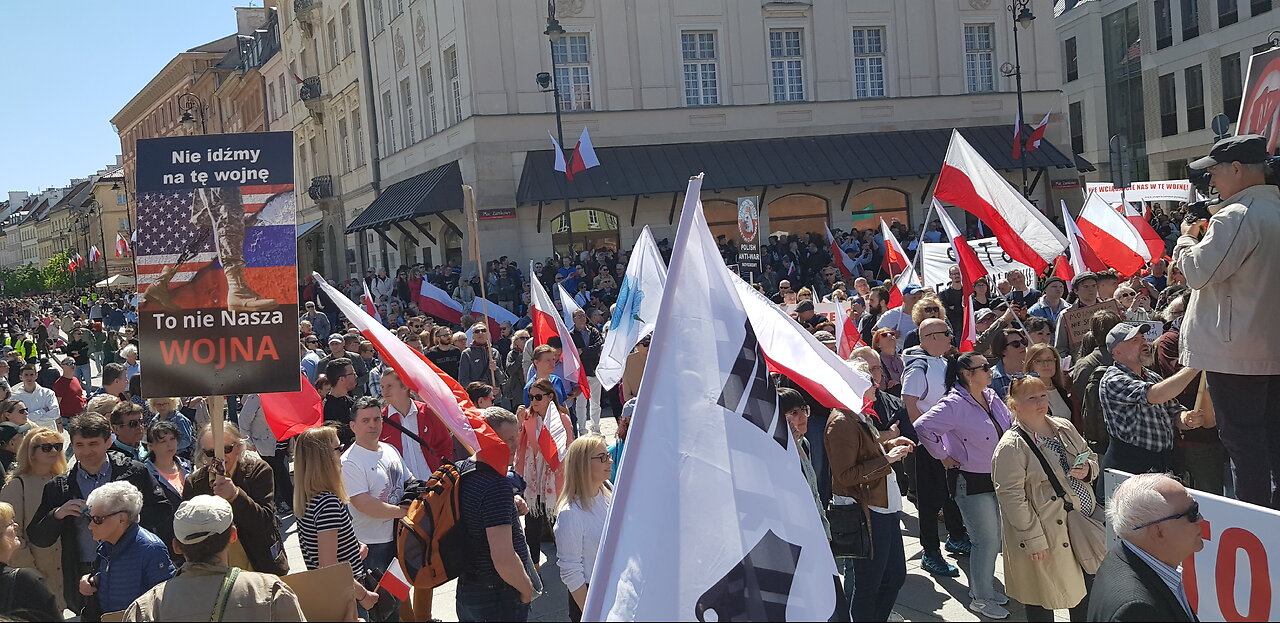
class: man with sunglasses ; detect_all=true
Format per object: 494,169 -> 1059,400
459,323 -> 508,391
299,335 -> 325,384
770,280 -> 793,305
1089,473 -> 1203,622
12,362 -> 59,434
107,402 -> 148,462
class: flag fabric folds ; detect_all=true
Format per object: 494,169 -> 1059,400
1011,111 -> 1023,160
557,283 -> 583,329
831,298 -> 863,359
538,402 -> 570,471
529,269 -> 591,399
88,246 -> 102,264
259,374 -> 325,441
378,557 -> 413,601
597,226 -> 668,390
1025,111 -> 1051,153
934,201 -> 982,352
1122,201 -> 1167,260
879,219 -> 921,308
1077,192 -> 1150,277
566,126 -> 601,181
549,132 -> 569,176
1061,200 -> 1109,274
825,223 -> 858,282
416,279 -> 465,325
584,173 -> 843,621
470,297 -> 519,336
115,233 -> 130,258
362,281 -> 381,324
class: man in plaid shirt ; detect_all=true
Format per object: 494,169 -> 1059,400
1099,322 -> 1203,474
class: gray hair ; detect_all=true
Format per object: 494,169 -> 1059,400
482,406 -> 519,430
86,481 -> 143,524
120,344 -> 138,359
849,346 -> 879,363
1241,161 -> 1269,176
846,357 -> 870,375
1107,472 -> 1178,534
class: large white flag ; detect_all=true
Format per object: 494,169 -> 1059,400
596,226 -> 667,390
585,174 -> 842,621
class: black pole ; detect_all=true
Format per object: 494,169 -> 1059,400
548,38 -> 572,256
1011,2 -> 1029,199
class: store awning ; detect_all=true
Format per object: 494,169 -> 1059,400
346,160 -> 464,233
296,219 -> 322,239
515,125 -> 1075,205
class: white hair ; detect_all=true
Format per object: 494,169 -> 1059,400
86,481 -> 144,524
120,344 -> 138,359
1107,472 -> 1176,534
849,346 -> 878,363
846,357 -> 870,375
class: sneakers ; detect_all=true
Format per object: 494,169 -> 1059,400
945,537 -> 973,556
969,589 -> 1010,605
920,552 -> 959,577
968,599 -> 1010,620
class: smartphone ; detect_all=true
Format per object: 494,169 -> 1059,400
1072,451 -> 1091,468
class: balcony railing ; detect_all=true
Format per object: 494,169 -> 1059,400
308,175 -> 335,201
294,0 -> 321,25
300,76 -> 325,114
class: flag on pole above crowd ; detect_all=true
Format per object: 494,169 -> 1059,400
1118,200 -> 1167,260
550,127 -> 601,181
88,246 -> 102,264
470,297 -> 519,335
824,223 -> 858,282
416,279 -> 464,325
585,174 -> 844,621
557,283 -> 582,328
1025,111 -> 1051,153
596,226 -> 667,390
361,281 -> 381,323
831,297 -> 863,359
934,200 -> 981,352
529,268 -> 591,399
1077,192 -> 1150,277
115,233 -> 130,258
879,219 -> 921,308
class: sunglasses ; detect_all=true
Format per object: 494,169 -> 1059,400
1005,340 -> 1027,348
923,306 -> 941,313
880,331 -> 897,338
202,445 -> 237,458
474,328 -> 488,333
35,442 -> 63,453
61,361 -> 75,366
528,392 -> 550,402
1132,500 -> 1201,530
924,329 -> 953,338
332,445 -> 345,453
116,419 -> 142,429
88,510 -> 127,525
967,363 -> 995,372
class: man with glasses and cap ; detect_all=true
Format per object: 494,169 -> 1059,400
1175,134 -> 1280,509
300,301 -> 330,339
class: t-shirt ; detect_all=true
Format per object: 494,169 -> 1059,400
901,353 -> 949,413
458,460 -> 531,579
298,492 -> 366,579
341,442 -> 408,545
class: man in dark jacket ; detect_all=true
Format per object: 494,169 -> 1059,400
458,323 -> 508,389
27,413 -> 173,616
569,309 -> 604,435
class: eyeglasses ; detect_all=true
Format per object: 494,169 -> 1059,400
333,445 -> 345,454
202,445 -> 237,458
116,419 -> 142,429
474,328 -> 488,333
967,363 -> 995,372
88,510 -> 127,525
924,330 -> 953,339
15,408 -> 27,414
1031,358 -> 1057,366
528,392 -> 550,402
1006,340 -> 1027,349
879,331 -> 897,338
923,306 -> 941,313
590,452 -> 613,464
1132,501 -> 1201,530
304,340 -> 319,345
35,442 -> 63,453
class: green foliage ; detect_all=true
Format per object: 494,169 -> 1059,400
0,264 -> 43,296
41,250 -> 75,291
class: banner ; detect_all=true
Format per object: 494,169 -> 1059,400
1105,470 -> 1280,622
921,237 -> 1033,293
132,131 -> 299,397
1239,45 -> 1280,154
736,196 -> 762,272
1086,180 -> 1197,203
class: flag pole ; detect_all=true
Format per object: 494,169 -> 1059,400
915,201 -> 935,279
462,184 -> 499,390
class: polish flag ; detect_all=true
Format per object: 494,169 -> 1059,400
1024,111 -> 1052,153
934,129 -> 1068,272
1011,111 -> 1023,160
1052,254 -> 1075,286
557,283 -> 584,328
258,374 -> 325,440
67,256 -> 77,272
315,273 -> 510,468
566,127 -> 601,182
530,271 -> 591,398
379,557 -> 413,601
538,402 -> 571,471
416,279 -> 464,325
470,297 -> 519,336
1061,201 -> 1109,274
879,219 -> 920,308
549,132 -> 569,177
825,223 -> 858,282
88,246 -> 102,264
831,299 -> 864,359
362,281 -> 381,324
115,233 -> 130,258
1077,192 -> 1150,277
75,253 -> 86,269
1121,201 -> 1166,261
934,201 -> 982,352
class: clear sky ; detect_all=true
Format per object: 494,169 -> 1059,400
0,1 -> 253,197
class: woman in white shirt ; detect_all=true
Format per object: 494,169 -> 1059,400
553,433 -> 613,623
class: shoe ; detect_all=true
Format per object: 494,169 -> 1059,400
945,537 -> 973,556
920,552 -> 959,577
968,599 -> 1010,620
969,590 -> 1009,605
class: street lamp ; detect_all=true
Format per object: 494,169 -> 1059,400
178,92 -> 207,134
1002,0 -> 1036,199
539,0 -> 573,254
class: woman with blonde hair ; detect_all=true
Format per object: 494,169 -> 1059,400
516,378 -> 576,568
0,501 -> 61,620
553,434 -> 613,622
145,396 -> 194,460
0,426 -> 67,610
903,295 -> 951,350
872,327 -> 904,394
293,425 -> 379,612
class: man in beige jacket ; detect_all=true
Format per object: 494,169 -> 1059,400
1175,134 -> 1280,510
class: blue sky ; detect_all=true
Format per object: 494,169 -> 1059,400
0,1 -> 251,197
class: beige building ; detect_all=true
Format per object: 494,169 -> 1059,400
83,166 -> 136,281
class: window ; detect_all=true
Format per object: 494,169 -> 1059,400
352,108 -> 366,166
327,20 -> 340,67
298,148 -> 309,188
116,193 -> 127,206
342,5 -> 354,55
851,27 -> 886,98
372,0 -> 385,32
1159,73 -> 1178,136
681,32 -> 720,106
1181,0 -> 1199,41
400,77 -> 416,144
1218,0 -> 1238,26
1155,0 -> 1173,49
392,0 -> 403,16
445,47 -> 464,122
279,74 -> 289,112
1064,37 -> 1079,82
1069,101 -> 1085,155
587,210 -> 600,230
382,91 -> 396,154
420,63 -> 438,134
768,29 -> 805,101
963,25 -> 995,93
551,35 -> 593,110
1185,64 -> 1204,131
1221,53 -> 1243,121
267,83 -> 277,121
339,117 -> 351,172
1251,0 -> 1272,16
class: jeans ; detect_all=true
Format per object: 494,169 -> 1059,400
456,575 -> 530,623
574,376 -> 604,435
953,475 -> 1001,601
1206,372 -> 1280,509
1102,438 -> 1173,476
914,451 -> 967,554
364,541 -> 400,622
263,445 -> 294,507
849,511 -> 906,622
1024,574 -> 1094,622
805,413 -> 831,505
75,363 -> 93,391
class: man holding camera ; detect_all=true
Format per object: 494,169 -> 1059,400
1175,134 -> 1280,510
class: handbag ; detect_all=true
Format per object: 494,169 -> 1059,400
1015,428 -> 1107,575
827,501 -> 873,560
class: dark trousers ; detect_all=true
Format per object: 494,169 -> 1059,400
568,583 -> 588,623
456,575 -> 530,623
1024,574 -> 1094,622
850,511 -> 906,622
805,413 -> 832,504
525,513 -> 548,565
364,541 -> 401,622
1102,437 -> 1173,476
1174,439 -> 1226,496
1207,372 -> 1280,509
913,450 -> 966,554
264,444 -> 293,507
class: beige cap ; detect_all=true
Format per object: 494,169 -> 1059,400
173,495 -> 234,544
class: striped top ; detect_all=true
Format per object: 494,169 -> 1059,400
298,492 -> 366,580
1121,540 -> 1193,619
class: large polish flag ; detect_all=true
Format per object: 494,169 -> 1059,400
825,223 -> 858,282
1077,192 -> 1150,277
530,270 -> 591,398
315,273 -> 510,468
1061,200 -> 1108,274
256,377 -> 324,441
879,219 -> 921,308
1121,201 -> 1167,260
362,281 -> 382,324
934,129 -> 1067,271
470,297 -> 519,335
831,299 -> 864,359
417,279 -> 464,325
934,201 -> 982,352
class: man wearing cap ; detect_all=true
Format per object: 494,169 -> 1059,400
1027,277 -> 1068,326
795,300 -> 827,331
813,330 -> 837,353
1098,322 -> 1203,475
317,333 -> 368,393
1176,134 -> 1280,509
874,284 -> 924,350
300,300 -> 331,339
123,495 -> 305,622
1053,272 -> 1102,356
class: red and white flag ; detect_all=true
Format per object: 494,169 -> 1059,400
1061,200 -> 1108,275
74,253 -> 86,269
530,271 -> 591,399
378,557 -> 413,601
1078,192 -> 1150,277
115,233 -> 130,258
416,279 -> 464,325
538,402 -> 571,471
470,297 -> 520,336
1011,111 -> 1023,160
831,298 -> 864,359
825,223 -> 858,282
551,128 -> 602,182
258,375 -> 325,440
550,132 -> 569,177
67,256 -> 77,272
362,281 -> 381,323
1024,111 -> 1052,153
934,201 -> 982,352
1122,201 -> 1166,261
88,246 -> 102,264
934,129 -> 1068,272
557,283 -> 583,328
879,219 -> 920,308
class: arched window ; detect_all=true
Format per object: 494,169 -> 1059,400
847,187 -> 910,233
766,193 -> 829,240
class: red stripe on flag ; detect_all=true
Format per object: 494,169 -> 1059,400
1074,217 -> 1146,277
259,374 -> 325,440
936,163 -> 1051,272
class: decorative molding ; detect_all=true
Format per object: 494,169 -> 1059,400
555,0 -> 585,17
414,14 -> 427,48
762,1 -> 812,19
394,30 -> 407,69
968,0 -> 992,9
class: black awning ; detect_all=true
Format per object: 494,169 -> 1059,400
1074,153 -> 1097,173
515,125 -> 1075,205
346,160 -> 464,233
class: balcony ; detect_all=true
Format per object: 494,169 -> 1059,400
307,175 -> 335,201
300,76 -> 325,114
294,0 -> 321,30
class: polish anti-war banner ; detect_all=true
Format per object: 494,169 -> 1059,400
132,131 -> 299,396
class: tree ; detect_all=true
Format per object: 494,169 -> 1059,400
0,265 -> 44,297
42,251 -> 75,292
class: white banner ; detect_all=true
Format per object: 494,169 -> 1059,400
1086,180 -> 1197,204
1105,470 -> 1280,622
920,238 -> 1034,293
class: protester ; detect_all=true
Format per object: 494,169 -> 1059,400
145,397 -> 195,461
145,420 -> 192,516
608,398 -> 635,481
524,345 -> 569,405
1153,293 -> 1224,494
515,378 -> 575,567
459,322 -> 507,391
107,401 -> 148,462
0,425 -> 67,611
989,328 -> 1030,400
1055,273 -> 1102,355
1027,277 -> 1068,326
777,388 -> 828,537
0,399 -> 27,427
93,363 -> 129,401
568,309 -> 604,436
1022,316 -> 1054,347
54,355 -> 86,423
1025,344 -> 1073,420
230,393 -> 292,514
66,328 -> 93,390
425,326 -> 463,379
80,481 -> 176,618
875,284 -> 924,343
872,328 -> 903,394
1069,310 -> 1123,452
901,295 -> 948,350
553,434 -> 613,623
380,368 -> 454,481
323,357 -> 358,446
12,363 -> 59,433
0,501 -> 61,621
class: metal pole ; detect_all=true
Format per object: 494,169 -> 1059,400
1012,5 -> 1029,198
548,37 -> 573,257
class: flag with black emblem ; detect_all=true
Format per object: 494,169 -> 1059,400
584,174 -> 842,621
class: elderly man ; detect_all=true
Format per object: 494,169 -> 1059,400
1098,322 -> 1202,475
1089,473 -> 1203,622
300,301 -> 331,339
459,322 -> 507,389
568,309 -> 604,436
1175,134 -> 1280,509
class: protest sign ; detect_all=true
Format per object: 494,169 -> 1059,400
282,561 -> 357,622
132,131 -> 299,397
1239,45 -> 1280,153
781,301 -> 846,321
1059,300 -> 1123,346
921,237 -> 1034,292
736,196 -> 762,272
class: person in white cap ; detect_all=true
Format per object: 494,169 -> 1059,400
123,495 -> 305,622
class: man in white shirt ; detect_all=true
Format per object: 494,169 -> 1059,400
341,397 -> 410,613
12,363 -> 60,432
379,368 -> 454,482
875,284 -> 924,349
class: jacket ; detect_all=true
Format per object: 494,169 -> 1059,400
458,344 -> 507,388
825,409 -> 894,508
147,458 -> 193,512
94,523 -> 175,614
381,400 -> 455,475
1087,543 -> 1198,622
123,561 -> 305,622
991,417 -> 1098,610
570,324 -> 604,375
234,394 -> 278,458
27,453 -> 173,611
0,473 -> 64,611
182,452 -> 289,576
1174,184 -> 1280,375
914,386 -> 1013,473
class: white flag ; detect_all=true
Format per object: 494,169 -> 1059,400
596,226 -> 667,390
557,283 -> 582,328
585,174 -> 841,621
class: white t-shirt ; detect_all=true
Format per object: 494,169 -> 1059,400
341,442 -> 408,545
386,402 -> 430,481
900,353 -> 948,413
831,412 -> 903,515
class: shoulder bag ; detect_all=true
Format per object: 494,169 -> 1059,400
827,501 -> 873,560
1014,427 -> 1107,575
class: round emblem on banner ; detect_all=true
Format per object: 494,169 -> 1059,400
738,198 -> 759,244
1238,54 -> 1280,153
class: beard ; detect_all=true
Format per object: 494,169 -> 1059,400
1138,348 -> 1156,369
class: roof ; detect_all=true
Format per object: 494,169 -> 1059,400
187,34 -> 238,53
346,161 -> 465,233
51,181 -> 93,213
515,125 -> 1074,205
